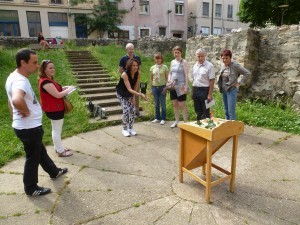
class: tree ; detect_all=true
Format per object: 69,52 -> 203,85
71,0 -> 128,37
238,0 -> 300,28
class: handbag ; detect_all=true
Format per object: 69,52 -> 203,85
63,97 -> 73,114
165,80 -> 176,91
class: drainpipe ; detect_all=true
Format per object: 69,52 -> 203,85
211,0 -> 214,35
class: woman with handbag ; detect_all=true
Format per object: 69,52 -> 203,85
149,52 -> 168,125
38,60 -> 75,157
219,49 -> 251,120
116,58 -> 147,137
168,46 -> 189,128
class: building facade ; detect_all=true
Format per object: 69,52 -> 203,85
0,0 -> 94,39
0,0 -> 189,40
188,0 -> 249,37
114,0 -> 188,40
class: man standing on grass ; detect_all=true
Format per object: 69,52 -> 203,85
118,43 -> 142,116
191,48 -> 215,121
5,48 -> 68,196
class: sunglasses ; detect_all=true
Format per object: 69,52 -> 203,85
42,59 -> 52,68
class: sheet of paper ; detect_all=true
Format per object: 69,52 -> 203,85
66,88 -> 77,96
205,99 -> 215,109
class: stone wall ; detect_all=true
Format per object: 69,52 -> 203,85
186,26 -> 300,111
137,36 -> 186,57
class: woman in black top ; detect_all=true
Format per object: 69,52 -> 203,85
116,58 -> 146,137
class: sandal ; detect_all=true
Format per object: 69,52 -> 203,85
57,150 -> 73,157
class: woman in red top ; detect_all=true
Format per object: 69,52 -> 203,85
38,60 -> 75,157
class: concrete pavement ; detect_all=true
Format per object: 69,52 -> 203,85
0,122 -> 299,225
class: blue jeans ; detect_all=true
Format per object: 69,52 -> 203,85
152,85 -> 166,120
222,87 -> 238,120
14,126 -> 59,192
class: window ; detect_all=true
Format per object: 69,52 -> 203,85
175,1 -> 184,15
139,0 -> 149,14
227,5 -> 233,19
108,30 -> 129,39
50,0 -> 62,4
0,10 -> 20,36
202,2 -> 209,16
48,13 -> 68,26
201,26 -> 210,36
173,33 -> 182,38
215,4 -> 222,18
225,28 -> 232,34
27,12 -> 41,37
213,27 -> 222,35
140,28 -> 149,37
159,27 -> 166,36
24,0 -> 38,2
75,14 -> 87,38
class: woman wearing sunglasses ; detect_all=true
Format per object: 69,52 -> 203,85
38,60 -> 75,157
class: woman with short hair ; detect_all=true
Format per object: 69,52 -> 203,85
219,49 -> 251,120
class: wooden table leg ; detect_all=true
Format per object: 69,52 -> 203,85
205,141 -> 212,203
179,130 -> 184,183
202,163 -> 206,175
230,135 -> 238,192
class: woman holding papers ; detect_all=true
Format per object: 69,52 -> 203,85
168,46 -> 189,128
191,48 -> 215,121
38,60 -> 75,157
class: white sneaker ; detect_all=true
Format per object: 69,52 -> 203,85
122,129 -> 130,137
170,121 -> 178,128
152,119 -> 159,123
128,129 -> 137,136
160,120 -> 165,125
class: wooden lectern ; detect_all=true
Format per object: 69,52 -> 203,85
178,119 -> 244,203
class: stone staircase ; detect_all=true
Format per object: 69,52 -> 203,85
65,50 -> 123,123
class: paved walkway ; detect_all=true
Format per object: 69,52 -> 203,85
0,122 -> 299,225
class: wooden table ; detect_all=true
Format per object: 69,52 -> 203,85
178,119 -> 244,203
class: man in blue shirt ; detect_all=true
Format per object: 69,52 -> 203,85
118,43 -> 142,116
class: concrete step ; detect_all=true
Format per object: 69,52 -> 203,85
73,70 -> 108,75
87,105 -> 122,115
89,114 -> 123,124
71,64 -> 101,68
77,82 -> 116,89
81,92 -> 117,101
67,56 -> 95,59
69,61 -> 99,65
88,98 -> 120,107
77,77 -> 112,83
72,66 -> 105,71
79,87 -> 116,94
75,74 -> 111,79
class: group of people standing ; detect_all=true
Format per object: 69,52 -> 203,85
5,49 -> 75,196
116,44 -> 251,136
5,44 -> 251,196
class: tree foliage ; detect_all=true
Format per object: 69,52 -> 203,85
238,0 -> 300,28
71,0 -> 128,37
